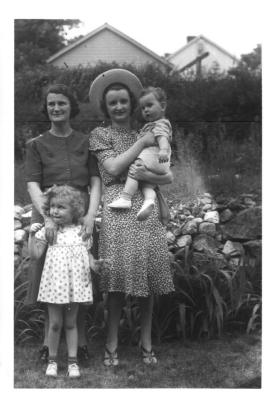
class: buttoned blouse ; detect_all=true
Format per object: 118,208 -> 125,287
25,130 -> 99,189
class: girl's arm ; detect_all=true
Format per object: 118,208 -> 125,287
28,225 -> 47,260
27,182 -> 57,244
80,176 -> 102,240
102,132 -> 156,176
129,162 -> 173,185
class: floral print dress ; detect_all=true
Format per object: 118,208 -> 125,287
36,225 -> 93,304
89,126 -> 174,297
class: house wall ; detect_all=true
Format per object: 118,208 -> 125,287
169,38 -> 238,73
50,30 -> 166,69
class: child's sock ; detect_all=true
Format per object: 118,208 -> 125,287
68,357 -> 78,365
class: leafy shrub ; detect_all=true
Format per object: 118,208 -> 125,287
14,258 -> 44,344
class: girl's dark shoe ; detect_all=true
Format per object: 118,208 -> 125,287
77,345 -> 90,362
39,345 -> 49,363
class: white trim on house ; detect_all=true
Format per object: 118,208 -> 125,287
47,23 -> 172,68
167,35 -> 239,63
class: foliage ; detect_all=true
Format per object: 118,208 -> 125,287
14,61 -> 261,161
14,258 -> 44,344
15,19 -> 81,71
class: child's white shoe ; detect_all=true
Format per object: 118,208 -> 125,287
108,198 -> 132,209
67,363 -> 81,378
45,361 -> 58,377
137,200 -> 155,221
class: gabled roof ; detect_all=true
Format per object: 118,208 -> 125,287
47,23 -> 172,67
167,35 -> 239,62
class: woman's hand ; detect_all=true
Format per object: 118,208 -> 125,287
128,161 -> 148,180
129,162 -> 173,185
79,215 -> 94,241
30,223 -> 43,235
44,217 -> 58,245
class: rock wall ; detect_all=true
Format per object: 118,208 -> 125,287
14,192 -> 262,274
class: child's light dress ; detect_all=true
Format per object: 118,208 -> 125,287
36,225 -> 93,304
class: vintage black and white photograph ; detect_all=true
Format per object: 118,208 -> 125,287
0,0 -> 265,393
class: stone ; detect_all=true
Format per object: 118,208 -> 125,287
179,214 -> 187,221
14,229 -> 27,244
176,235 -> 192,248
166,231 -> 176,244
221,207 -> 261,240
192,234 -> 219,256
172,227 -> 182,237
202,204 -> 212,211
222,240 -> 244,257
227,198 -> 246,211
200,197 -> 212,205
182,219 -> 198,235
243,198 -> 256,207
14,205 -> 25,220
204,211 -> 220,224
220,209 -> 233,222
14,244 -> 22,255
211,202 -> 218,211
199,222 -> 216,237
193,217 -> 203,225
14,254 -> 22,268
183,208 -> 191,216
243,240 -> 262,258
14,219 -> 22,230
186,215 -> 195,221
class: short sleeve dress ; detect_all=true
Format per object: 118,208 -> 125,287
89,126 -> 174,297
36,225 -> 93,304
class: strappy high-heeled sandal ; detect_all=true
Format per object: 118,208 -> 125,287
104,346 -> 119,367
141,345 -> 158,365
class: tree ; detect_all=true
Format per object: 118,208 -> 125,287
15,19 -> 81,71
240,44 -> 261,70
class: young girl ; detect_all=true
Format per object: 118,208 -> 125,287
29,185 -> 99,378
108,87 -> 172,221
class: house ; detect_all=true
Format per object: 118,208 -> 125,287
47,23 -> 171,71
167,35 -> 239,75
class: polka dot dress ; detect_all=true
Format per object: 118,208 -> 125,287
89,126 -> 174,297
36,225 -> 93,304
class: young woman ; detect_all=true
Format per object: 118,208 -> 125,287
89,69 -> 174,366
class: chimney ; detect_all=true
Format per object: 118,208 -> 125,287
187,36 -> 196,43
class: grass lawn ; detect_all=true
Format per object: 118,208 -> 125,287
14,333 -> 261,389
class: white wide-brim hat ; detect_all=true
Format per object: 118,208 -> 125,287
89,69 -> 143,118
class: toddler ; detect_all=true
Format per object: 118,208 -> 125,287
28,185 -> 101,378
108,87 -> 172,220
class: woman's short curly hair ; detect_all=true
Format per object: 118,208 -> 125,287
42,185 -> 86,223
42,84 -> 80,119
100,83 -> 137,119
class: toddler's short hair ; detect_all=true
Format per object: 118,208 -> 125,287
43,185 -> 86,223
139,87 -> 167,104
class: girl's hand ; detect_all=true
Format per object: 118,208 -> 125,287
139,132 -> 156,147
44,217 -> 58,245
30,223 -> 43,234
79,215 -> 94,241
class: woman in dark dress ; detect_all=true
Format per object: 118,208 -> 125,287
25,84 -> 101,362
89,69 -> 174,366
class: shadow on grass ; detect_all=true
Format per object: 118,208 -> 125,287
14,333 -> 261,389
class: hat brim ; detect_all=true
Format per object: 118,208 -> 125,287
89,69 -> 143,118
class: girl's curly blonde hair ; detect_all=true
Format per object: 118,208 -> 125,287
43,185 -> 86,223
